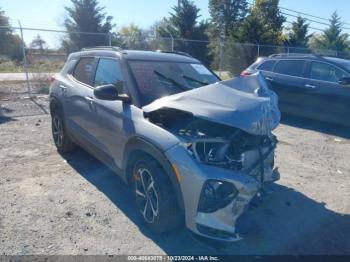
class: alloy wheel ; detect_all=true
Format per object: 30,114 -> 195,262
52,115 -> 64,147
135,167 -> 159,224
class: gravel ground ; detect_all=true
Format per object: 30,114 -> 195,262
0,99 -> 350,255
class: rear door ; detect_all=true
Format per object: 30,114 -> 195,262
63,56 -> 98,142
265,59 -> 307,115
304,60 -> 350,124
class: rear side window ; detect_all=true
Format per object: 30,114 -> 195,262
257,60 -> 276,71
310,62 -> 349,83
94,58 -> 125,93
274,60 -> 305,77
73,57 -> 95,85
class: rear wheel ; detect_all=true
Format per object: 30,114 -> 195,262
132,155 -> 183,233
51,109 -> 76,153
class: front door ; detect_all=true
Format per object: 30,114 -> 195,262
88,57 -> 133,168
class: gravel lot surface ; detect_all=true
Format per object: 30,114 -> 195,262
0,98 -> 350,255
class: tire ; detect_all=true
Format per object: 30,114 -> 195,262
51,109 -> 76,153
132,155 -> 183,233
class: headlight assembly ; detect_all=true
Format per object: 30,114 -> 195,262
198,180 -> 239,213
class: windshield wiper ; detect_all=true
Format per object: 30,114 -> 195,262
182,74 -> 209,86
154,70 -> 188,91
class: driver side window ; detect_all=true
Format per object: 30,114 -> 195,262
94,58 -> 125,94
310,62 -> 348,83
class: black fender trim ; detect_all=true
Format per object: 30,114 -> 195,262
123,137 -> 185,211
49,95 -> 64,116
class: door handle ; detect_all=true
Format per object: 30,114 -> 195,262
305,84 -> 316,89
265,77 -> 274,81
85,96 -> 94,104
59,85 -> 67,91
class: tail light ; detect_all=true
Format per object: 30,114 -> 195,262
240,70 -> 252,76
49,75 -> 56,84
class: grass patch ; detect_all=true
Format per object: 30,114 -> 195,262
0,58 -> 64,73
38,84 -> 50,94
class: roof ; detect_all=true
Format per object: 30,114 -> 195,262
324,56 -> 350,64
122,50 -> 199,63
69,47 -> 200,63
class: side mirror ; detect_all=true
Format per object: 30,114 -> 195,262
338,77 -> 350,87
94,83 -> 131,103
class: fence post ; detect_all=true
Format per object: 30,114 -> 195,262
257,44 -> 260,58
219,39 -> 224,78
18,20 -> 31,97
108,32 -> 112,46
171,35 -> 174,52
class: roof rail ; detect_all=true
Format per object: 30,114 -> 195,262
269,53 -> 323,58
156,50 -> 193,58
81,46 -> 123,52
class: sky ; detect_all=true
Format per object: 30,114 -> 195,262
1,0 -> 350,47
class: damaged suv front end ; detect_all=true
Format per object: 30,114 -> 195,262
143,73 -> 280,241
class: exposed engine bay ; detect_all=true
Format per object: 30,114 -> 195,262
147,108 -> 278,183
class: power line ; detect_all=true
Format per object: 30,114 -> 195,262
282,12 -> 350,31
280,6 -> 350,27
246,1 -> 350,31
285,20 -> 324,32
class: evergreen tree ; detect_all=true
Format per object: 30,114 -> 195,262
63,0 -> 114,51
208,0 -> 248,39
286,16 -> 311,48
157,0 -> 212,65
310,11 -> 349,52
239,0 -> 285,45
207,0 -> 248,71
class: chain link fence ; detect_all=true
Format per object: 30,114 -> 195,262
1,25 -> 350,118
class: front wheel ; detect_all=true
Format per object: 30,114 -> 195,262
132,156 -> 183,233
51,110 -> 76,153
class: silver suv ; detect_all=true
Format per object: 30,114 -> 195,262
50,47 -> 281,242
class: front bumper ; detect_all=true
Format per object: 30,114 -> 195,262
165,144 -> 279,242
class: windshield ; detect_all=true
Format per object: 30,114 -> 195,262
128,61 -> 219,105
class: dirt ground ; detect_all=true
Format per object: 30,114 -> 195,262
0,97 -> 350,255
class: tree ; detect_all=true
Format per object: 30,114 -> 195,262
118,24 -> 148,50
157,0 -> 212,65
286,16 -> 311,48
63,0 -> 114,51
309,11 -> 349,53
0,7 -> 22,61
0,7 -> 12,52
239,0 -> 285,45
30,35 -> 47,52
207,0 -> 248,71
208,0 -> 248,39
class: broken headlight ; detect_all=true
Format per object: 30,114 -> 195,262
181,138 -> 244,171
198,180 -> 238,213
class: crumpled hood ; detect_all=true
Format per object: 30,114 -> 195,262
143,72 -> 281,135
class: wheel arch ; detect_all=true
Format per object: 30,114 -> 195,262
123,137 -> 185,211
49,96 -> 64,116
